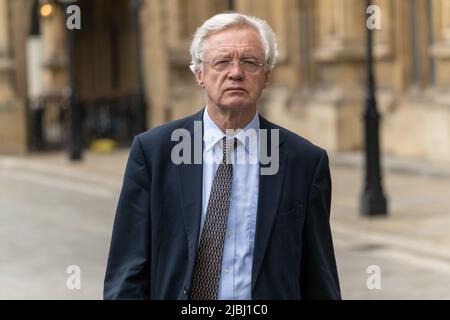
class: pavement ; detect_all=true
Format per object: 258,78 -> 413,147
1,149 -> 450,299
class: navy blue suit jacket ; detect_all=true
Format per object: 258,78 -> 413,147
104,108 -> 341,299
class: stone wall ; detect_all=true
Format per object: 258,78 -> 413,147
1,0 -> 450,164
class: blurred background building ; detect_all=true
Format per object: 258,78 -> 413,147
1,0 -> 450,164
2,0 -> 450,299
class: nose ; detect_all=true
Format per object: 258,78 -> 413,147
227,60 -> 244,80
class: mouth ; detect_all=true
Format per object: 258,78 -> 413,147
225,87 -> 247,92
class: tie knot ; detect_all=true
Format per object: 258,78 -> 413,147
220,137 -> 237,164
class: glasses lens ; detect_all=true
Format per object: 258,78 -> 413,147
241,61 -> 258,73
212,59 -> 231,71
210,59 -> 263,73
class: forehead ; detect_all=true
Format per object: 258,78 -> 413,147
204,26 -> 264,57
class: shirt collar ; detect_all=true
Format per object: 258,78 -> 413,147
203,106 -> 260,153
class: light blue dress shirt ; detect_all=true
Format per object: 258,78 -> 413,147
200,107 -> 260,300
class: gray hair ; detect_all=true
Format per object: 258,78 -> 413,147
189,12 -> 279,74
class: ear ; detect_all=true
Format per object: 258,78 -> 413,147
195,68 -> 205,88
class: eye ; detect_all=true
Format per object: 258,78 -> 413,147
213,59 -> 231,69
241,60 -> 258,66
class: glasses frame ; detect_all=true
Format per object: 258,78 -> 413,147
204,58 -> 266,74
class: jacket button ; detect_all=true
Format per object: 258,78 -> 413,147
183,286 -> 189,295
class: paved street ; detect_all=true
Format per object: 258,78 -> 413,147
332,164 -> 450,299
0,152 -> 124,299
1,150 -> 450,299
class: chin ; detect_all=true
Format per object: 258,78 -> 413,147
219,98 -> 253,110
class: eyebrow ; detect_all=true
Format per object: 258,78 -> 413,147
211,53 -> 261,60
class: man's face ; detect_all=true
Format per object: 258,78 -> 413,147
195,26 -> 269,114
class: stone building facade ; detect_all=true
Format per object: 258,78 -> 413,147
1,0 -> 450,165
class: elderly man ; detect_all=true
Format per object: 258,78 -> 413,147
104,12 -> 341,300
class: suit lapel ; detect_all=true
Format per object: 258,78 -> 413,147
251,115 -> 287,292
177,109 -> 205,284
176,110 -> 287,294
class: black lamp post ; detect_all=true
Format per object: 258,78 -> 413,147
59,0 -> 82,160
131,0 -> 147,134
361,0 -> 388,216
29,0 -> 44,150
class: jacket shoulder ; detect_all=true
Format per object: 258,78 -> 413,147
135,109 -> 203,146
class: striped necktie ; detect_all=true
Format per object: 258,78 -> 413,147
189,137 -> 236,300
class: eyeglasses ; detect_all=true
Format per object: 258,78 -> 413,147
205,58 -> 265,74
